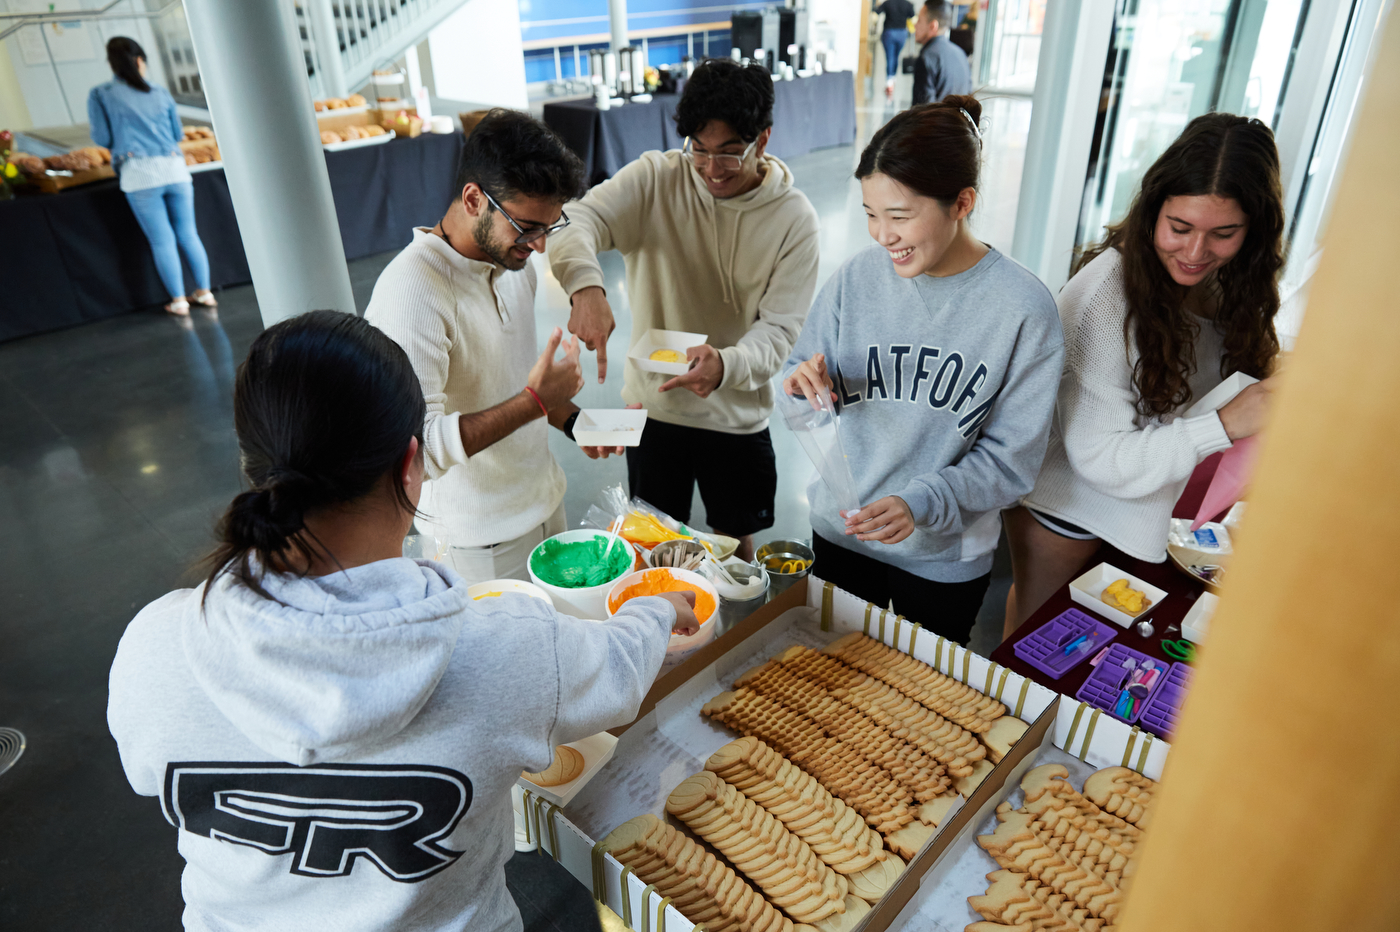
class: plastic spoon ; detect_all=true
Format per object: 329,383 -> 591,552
603,514 -> 624,562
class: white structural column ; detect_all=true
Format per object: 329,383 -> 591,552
183,0 -> 356,327
308,0 -> 349,100
609,0 -> 629,51
1008,0 -> 1116,293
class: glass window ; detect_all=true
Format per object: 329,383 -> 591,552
1075,0 -> 1310,251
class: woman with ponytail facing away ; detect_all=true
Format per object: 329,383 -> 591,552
781,98 -> 1063,644
107,311 -> 698,932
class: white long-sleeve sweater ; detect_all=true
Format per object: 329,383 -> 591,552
366,230 -> 565,548
1024,249 -> 1235,561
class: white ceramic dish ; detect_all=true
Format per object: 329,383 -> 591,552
467,578 -> 552,606
322,129 -> 396,152
1181,591 -> 1218,644
606,567 -> 720,673
627,328 -> 707,376
573,408 -> 648,447
1067,562 -> 1169,628
528,529 -> 639,620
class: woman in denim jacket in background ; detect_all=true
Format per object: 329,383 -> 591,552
88,36 -> 215,316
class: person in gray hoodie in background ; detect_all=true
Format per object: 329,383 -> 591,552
782,97 -> 1063,643
108,311 -> 698,932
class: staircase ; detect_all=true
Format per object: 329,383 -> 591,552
298,0 -> 468,99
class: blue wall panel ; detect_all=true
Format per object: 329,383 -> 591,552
519,0 -> 763,44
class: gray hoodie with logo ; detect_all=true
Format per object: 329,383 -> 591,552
783,244 -> 1064,582
108,558 -> 674,932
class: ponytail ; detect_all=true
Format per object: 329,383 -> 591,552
203,311 -> 426,602
856,94 -> 982,204
106,36 -> 150,93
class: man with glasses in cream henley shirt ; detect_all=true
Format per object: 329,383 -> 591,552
549,60 -> 820,562
367,110 -> 611,586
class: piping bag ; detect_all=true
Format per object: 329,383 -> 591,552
778,391 -> 862,519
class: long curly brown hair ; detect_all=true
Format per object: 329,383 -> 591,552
1077,113 -> 1284,418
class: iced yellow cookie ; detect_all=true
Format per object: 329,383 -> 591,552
649,348 -> 687,364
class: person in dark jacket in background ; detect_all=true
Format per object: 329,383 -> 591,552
875,0 -> 915,100
912,0 -> 972,106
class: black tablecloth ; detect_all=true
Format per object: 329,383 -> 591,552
0,132 -> 462,343
544,71 -> 858,186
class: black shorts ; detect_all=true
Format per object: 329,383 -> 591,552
811,533 -> 992,644
625,420 -> 777,537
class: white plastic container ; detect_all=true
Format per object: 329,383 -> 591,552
467,579 -> 552,606
627,328 -> 708,376
606,567 -> 721,674
573,408 -> 648,447
1068,562 -> 1169,628
1181,591 -> 1218,644
429,115 -> 454,134
528,529 -> 638,620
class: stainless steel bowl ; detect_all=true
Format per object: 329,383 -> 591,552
754,539 -> 816,596
647,538 -> 709,570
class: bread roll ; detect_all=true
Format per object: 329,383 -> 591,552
346,93 -> 367,107
319,130 -> 342,145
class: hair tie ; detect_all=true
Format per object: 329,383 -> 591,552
959,108 -> 982,142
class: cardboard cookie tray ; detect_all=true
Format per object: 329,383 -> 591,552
518,576 -> 1066,932
895,698 -> 1172,929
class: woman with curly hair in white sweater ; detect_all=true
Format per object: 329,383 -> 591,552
1002,113 -> 1285,638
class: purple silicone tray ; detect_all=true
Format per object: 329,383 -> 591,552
1138,662 -> 1193,737
1074,643 -> 1166,725
1012,608 -> 1119,679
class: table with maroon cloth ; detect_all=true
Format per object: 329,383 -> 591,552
991,452 -> 1228,740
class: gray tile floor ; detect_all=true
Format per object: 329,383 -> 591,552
0,94 -> 1025,929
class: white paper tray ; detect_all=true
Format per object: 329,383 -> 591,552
627,328 -> 707,376
519,730 -> 619,810
574,408 -> 648,447
1069,562 -> 1169,628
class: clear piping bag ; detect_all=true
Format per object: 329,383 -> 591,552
778,391 -> 862,519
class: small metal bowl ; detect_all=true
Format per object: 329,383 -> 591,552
646,538 -> 709,570
754,539 -> 816,596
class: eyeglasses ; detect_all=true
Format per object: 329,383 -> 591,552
683,137 -> 757,171
480,187 -> 570,244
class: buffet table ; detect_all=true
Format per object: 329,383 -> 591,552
543,70 -> 859,186
0,132 -> 462,343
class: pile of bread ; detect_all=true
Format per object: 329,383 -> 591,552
6,145 -> 111,176
180,126 -> 220,165
597,632 -> 1034,932
314,93 -> 367,111
320,124 -> 388,145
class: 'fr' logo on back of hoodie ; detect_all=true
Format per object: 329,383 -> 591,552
163,762 -> 472,882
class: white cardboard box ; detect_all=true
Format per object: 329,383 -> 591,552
523,577 -> 1061,932
1181,590 -> 1218,644
1069,562 -> 1170,628
574,408 -> 648,447
627,329 -> 707,376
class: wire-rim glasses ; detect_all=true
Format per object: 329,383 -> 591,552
683,137 -> 758,172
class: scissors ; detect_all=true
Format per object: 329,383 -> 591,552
1161,639 -> 1196,663
777,559 -> 808,574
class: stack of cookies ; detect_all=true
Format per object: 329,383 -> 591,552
705,737 -> 906,903
666,771 -> 869,932
968,763 -> 1157,931
600,813 -> 796,932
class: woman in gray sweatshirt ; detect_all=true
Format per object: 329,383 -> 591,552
783,96 -> 1063,643
108,311 -> 697,932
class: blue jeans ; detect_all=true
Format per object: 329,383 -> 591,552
881,29 -> 908,79
124,182 -> 211,299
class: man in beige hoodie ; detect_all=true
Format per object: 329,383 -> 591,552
549,60 -> 821,559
